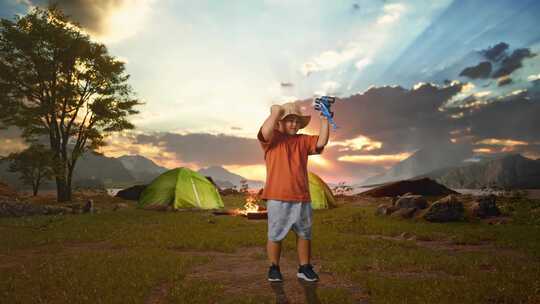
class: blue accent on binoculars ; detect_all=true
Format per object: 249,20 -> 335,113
313,96 -> 338,129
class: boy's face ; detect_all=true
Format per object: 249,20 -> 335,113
278,115 -> 301,135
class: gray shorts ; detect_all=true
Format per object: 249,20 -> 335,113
267,199 -> 313,242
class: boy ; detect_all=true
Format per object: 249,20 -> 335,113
257,101 -> 330,282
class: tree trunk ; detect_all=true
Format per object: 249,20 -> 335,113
33,175 -> 41,197
56,176 -> 70,202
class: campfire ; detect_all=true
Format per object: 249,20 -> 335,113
214,192 -> 267,219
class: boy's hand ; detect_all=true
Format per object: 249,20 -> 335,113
271,105 -> 284,117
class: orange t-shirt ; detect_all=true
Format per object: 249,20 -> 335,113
257,127 -> 324,202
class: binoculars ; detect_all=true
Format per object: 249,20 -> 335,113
313,96 -> 338,129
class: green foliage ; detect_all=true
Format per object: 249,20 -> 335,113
0,5 -> 142,201
0,144 -> 55,195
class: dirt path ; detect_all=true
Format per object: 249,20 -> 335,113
166,246 -> 370,304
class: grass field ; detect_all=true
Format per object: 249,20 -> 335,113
0,192 -> 539,303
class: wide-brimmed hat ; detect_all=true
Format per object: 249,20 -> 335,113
278,102 -> 311,129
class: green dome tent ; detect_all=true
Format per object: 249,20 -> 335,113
308,172 -> 336,209
138,167 -> 224,210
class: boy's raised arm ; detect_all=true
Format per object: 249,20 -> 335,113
316,114 -> 330,149
260,105 -> 283,142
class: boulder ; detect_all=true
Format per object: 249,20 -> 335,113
422,195 -> 464,222
375,203 -> 399,216
470,195 -> 501,218
395,195 -> 428,209
361,178 -> 458,197
82,199 -> 94,213
113,203 -> 130,211
115,185 -> 147,201
390,207 -> 418,219
0,200 -> 71,217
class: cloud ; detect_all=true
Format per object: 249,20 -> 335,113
528,74 -> 540,82
280,82 -> 294,87
459,61 -> 492,79
315,81 -> 341,96
328,135 -> 382,152
337,152 -> 413,166
301,82 -> 465,154
459,89 -> 540,143
497,76 -> 512,87
354,57 -> 371,71
301,46 -> 361,76
134,132 -> 262,167
377,3 -> 406,25
476,138 -> 528,146
481,42 -> 509,61
28,0 -> 155,42
458,43 -> 535,81
492,48 -> 536,78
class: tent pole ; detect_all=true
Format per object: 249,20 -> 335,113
191,178 -> 201,207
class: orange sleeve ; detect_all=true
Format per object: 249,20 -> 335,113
257,127 -> 277,152
302,134 -> 324,155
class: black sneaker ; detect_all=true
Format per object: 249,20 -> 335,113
297,264 -> 319,282
268,264 -> 283,282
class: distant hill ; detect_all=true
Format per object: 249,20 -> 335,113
1,150 -> 266,191
197,166 -> 264,189
362,143 -> 473,186
116,155 -> 168,183
0,152 -> 150,190
418,154 -> 540,189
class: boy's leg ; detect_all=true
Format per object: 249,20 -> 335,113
294,203 -> 319,281
296,234 -> 311,265
292,202 -> 313,265
266,200 -> 294,266
267,240 -> 282,265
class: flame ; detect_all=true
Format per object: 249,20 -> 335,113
234,193 -> 264,216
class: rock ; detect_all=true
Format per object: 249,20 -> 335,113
362,178 -> 458,197
375,204 -> 399,216
400,232 -> 414,239
391,207 -> 418,219
395,195 -> 428,209
0,200 -> 71,217
113,203 -> 130,211
115,185 -> 147,201
485,217 -> 511,225
422,195 -> 464,222
82,199 -> 94,213
471,195 -> 501,218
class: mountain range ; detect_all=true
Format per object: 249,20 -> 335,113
0,152 -> 263,191
419,154 -> 540,189
362,143 -> 473,186
362,149 -> 540,190
197,166 -> 264,189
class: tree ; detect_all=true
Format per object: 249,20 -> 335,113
1,144 -> 55,196
0,6 -> 142,202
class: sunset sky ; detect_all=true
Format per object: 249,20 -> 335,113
1,0 -> 540,184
